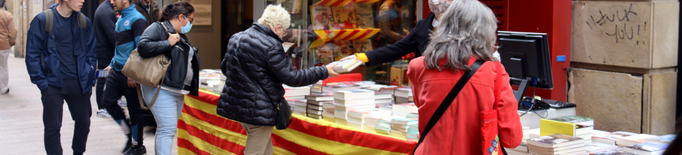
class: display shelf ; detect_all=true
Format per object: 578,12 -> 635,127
313,0 -> 380,6
313,28 -> 380,43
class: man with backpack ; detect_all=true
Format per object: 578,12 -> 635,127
24,0 -> 96,154
101,0 -> 149,154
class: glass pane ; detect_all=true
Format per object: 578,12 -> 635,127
265,0 -> 419,85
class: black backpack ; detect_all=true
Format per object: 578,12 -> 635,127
40,9 -> 87,71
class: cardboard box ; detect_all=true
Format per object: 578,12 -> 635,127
571,1 -> 679,69
390,67 -> 408,86
568,68 -> 677,135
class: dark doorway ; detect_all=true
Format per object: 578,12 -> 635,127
221,0 -> 253,61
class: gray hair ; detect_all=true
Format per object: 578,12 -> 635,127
423,0 -> 498,72
257,5 -> 291,30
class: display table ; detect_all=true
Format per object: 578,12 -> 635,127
178,90 -> 417,155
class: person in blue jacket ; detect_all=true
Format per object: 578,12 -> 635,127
24,0 -> 96,155
101,0 -> 149,154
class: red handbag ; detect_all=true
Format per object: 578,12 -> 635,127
480,62 -> 506,155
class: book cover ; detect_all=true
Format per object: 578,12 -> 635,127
331,6 -> 357,29
528,134 -> 584,148
305,93 -> 334,101
355,3 -> 374,28
333,40 -> 355,61
540,119 -> 578,136
353,39 -> 373,53
549,115 -> 595,127
334,89 -> 375,100
623,142 -> 668,155
314,43 -> 335,65
311,5 -> 334,30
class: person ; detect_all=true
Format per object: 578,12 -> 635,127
25,0 -> 96,154
101,0 -> 149,154
376,0 -> 405,46
217,5 -> 339,155
406,0 -> 522,154
0,0 -> 16,94
136,2 -> 198,155
93,0 -> 117,117
341,0 -> 454,66
133,0 -> 159,26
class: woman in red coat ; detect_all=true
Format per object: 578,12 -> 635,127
406,0 -> 523,154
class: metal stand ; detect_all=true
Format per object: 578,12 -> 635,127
513,77 -> 531,105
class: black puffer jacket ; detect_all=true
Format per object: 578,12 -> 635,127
217,23 -> 329,126
137,21 -> 200,96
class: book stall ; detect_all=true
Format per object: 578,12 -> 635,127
187,69 -> 677,155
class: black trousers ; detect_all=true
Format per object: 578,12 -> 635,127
95,77 -> 106,109
41,79 -> 92,155
102,70 -> 144,146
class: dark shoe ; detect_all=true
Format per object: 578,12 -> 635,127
124,145 -> 147,155
3,88 -> 8,94
122,133 -> 133,153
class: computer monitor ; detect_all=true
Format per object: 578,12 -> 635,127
497,31 -> 553,103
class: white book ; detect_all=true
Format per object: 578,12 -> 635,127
334,89 -> 375,100
394,88 -> 413,98
374,92 -> 393,99
392,103 -> 418,118
335,104 -> 375,112
334,98 -> 375,106
323,102 -> 336,109
334,110 -> 347,119
348,110 -> 372,119
330,59 -> 363,73
283,85 -> 311,97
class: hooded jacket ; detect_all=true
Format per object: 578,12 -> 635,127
25,4 -> 97,93
217,23 -> 329,126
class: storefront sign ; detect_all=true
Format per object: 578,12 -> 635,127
184,0 -> 211,25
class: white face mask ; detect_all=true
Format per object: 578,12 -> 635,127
429,0 -> 452,15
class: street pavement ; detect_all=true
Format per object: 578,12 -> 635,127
0,56 -> 177,155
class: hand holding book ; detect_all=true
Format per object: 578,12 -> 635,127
325,63 -> 340,78
328,59 -> 363,73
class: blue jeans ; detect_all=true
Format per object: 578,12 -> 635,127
140,85 -> 184,155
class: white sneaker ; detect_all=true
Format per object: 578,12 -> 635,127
97,109 -> 111,117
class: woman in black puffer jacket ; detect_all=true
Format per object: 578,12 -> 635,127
217,5 -> 339,155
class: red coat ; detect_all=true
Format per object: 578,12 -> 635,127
407,57 -> 523,155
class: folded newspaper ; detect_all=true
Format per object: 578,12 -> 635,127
328,59 -> 363,73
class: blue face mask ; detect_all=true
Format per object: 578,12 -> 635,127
181,16 -> 192,34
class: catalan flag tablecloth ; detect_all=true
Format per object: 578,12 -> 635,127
178,90 -> 417,155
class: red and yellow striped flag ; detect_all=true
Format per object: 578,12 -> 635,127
178,90 -> 417,155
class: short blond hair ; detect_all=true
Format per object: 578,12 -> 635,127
258,5 -> 291,30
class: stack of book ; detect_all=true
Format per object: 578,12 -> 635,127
616,134 -> 658,147
333,89 -> 375,125
394,87 -> 413,103
322,102 -> 335,122
390,117 -> 418,139
540,115 -> 594,145
375,118 -> 392,135
591,130 -> 628,145
374,92 -> 393,106
646,134 -> 676,144
291,99 -> 308,116
528,134 -> 586,155
587,143 -> 618,154
283,85 -> 311,100
406,124 -> 419,142
364,111 -> 391,133
392,103 -> 418,118
305,93 -> 334,119
362,84 -> 395,92
505,143 -> 528,155
347,110 -> 370,130
623,142 -> 669,155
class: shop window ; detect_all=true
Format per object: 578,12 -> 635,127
265,0 -> 419,86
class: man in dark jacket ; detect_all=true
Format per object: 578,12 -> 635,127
102,0 -> 148,154
93,0 -> 117,117
217,5 -> 338,155
25,1 -> 96,155
133,0 -> 159,26
341,0 -> 453,66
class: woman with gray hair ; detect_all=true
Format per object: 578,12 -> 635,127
406,0 -> 522,154
217,5 -> 339,155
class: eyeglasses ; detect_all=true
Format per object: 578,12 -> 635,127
183,15 -> 194,24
